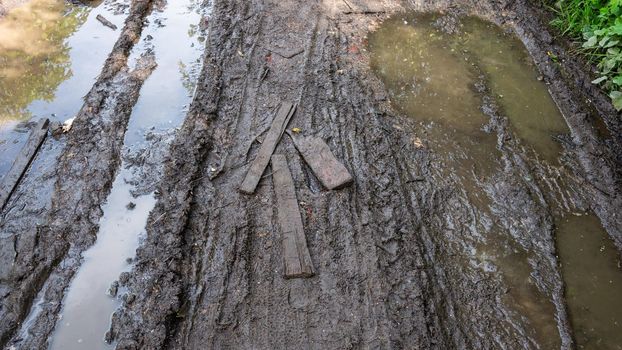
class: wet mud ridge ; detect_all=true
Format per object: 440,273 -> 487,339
0,0 -> 621,349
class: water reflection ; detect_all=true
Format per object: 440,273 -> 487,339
0,0 -> 88,124
0,0 -> 125,178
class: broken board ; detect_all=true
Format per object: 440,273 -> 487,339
239,102 -> 296,194
0,118 -> 49,212
96,14 -> 118,30
271,154 -> 314,278
289,133 -> 353,190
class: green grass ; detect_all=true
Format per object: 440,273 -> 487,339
550,0 -> 622,110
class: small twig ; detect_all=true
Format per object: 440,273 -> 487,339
151,212 -> 166,225
268,48 -> 304,59
259,65 -> 270,82
261,171 -> 274,179
242,126 -> 270,160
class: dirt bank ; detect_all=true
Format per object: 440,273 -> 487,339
1,0 -> 621,349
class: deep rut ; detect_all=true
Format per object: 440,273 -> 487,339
0,0 -> 156,347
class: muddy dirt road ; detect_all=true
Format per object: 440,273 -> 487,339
1,0 -> 621,349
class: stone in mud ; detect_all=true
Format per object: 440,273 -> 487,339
119,272 -> 130,286
49,121 -> 63,136
122,293 -> 135,304
108,281 -> 119,298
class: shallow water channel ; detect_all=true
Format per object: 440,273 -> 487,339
46,0 -> 207,348
368,13 -> 622,349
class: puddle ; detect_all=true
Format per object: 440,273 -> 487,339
123,0 -> 207,146
368,13 -> 568,162
459,17 -> 569,161
556,214 -> 622,350
473,232 -> 560,348
369,12 -> 621,347
48,177 -> 155,349
0,0 -> 126,177
0,0 -> 87,124
47,1 -> 207,348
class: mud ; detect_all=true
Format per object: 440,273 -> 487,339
106,0 -> 620,348
0,0 -> 621,349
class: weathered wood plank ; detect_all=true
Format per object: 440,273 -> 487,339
271,154 -> 314,278
239,102 -> 296,194
96,14 -> 118,30
0,118 -> 49,211
290,133 -> 353,190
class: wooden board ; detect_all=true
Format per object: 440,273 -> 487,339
271,154 -> 314,278
290,134 -> 353,190
239,102 -> 296,194
0,118 -> 49,211
96,14 -> 118,30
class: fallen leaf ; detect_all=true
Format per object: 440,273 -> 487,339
62,117 -> 75,133
413,137 -> 424,149
348,45 -> 359,54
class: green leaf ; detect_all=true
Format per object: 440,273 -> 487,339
610,91 -> 622,111
592,76 -> 608,84
605,57 -> 618,70
599,36 -> 611,47
584,35 -> 598,48
604,39 -> 619,48
612,75 -> 622,86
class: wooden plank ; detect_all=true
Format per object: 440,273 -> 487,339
271,154 -> 314,278
289,133 -> 353,190
0,118 -> 49,211
96,14 -> 118,30
239,102 -> 296,194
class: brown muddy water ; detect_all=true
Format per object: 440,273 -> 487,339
368,13 -> 622,349
46,1 -> 207,349
557,214 -> 622,350
0,0 -> 125,176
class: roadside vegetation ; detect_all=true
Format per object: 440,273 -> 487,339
550,0 -> 622,110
